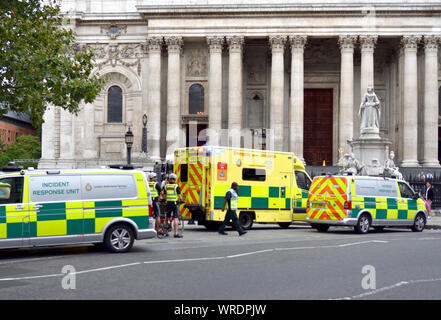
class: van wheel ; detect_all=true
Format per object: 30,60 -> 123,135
411,213 -> 426,232
239,212 -> 253,230
355,214 -> 371,234
315,225 -> 329,232
278,222 -> 291,229
104,224 -> 135,253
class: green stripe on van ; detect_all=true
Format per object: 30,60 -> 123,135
0,206 -> 5,224
37,202 -> 66,221
94,200 -> 123,218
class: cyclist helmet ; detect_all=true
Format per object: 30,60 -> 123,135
169,173 -> 177,180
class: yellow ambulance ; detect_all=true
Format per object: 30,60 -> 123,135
0,165 -> 156,253
174,146 -> 312,230
306,175 -> 428,233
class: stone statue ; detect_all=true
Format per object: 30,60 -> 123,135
359,86 -> 381,134
384,151 -> 403,180
340,153 -> 366,175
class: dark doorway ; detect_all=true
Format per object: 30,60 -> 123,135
303,88 -> 333,165
186,123 -> 207,147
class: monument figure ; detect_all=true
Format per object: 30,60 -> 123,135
384,151 -> 403,180
359,86 -> 381,135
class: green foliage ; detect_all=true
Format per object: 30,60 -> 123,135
0,134 -> 41,168
0,0 -> 103,126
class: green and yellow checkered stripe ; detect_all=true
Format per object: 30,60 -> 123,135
213,185 -> 292,210
293,189 -> 309,209
351,197 -> 424,220
0,199 -> 150,239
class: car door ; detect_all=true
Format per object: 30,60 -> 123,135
0,176 -> 29,248
397,181 -> 417,223
293,170 -> 311,220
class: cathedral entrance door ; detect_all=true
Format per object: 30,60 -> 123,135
303,88 -> 333,165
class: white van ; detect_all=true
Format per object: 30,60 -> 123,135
0,167 -> 156,252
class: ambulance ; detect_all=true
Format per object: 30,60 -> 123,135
0,165 -> 156,252
306,175 -> 428,233
174,146 -> 312,230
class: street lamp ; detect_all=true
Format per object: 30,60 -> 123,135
141,114 -> 148,153
125,127 -> 134,165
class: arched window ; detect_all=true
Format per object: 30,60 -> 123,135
107,85 -> 123,123
189,84 -> 204,115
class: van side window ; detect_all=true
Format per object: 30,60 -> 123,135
398,182 -> 415,199
30,175 -> 82,203
242,168 -> 266,182
0,177 -> 24,204
81,174 -> 138,200
295,171 -> 311,190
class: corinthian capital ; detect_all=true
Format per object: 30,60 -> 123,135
338,35 -> 357,50
146,36 -> 163,53
226,35 -> 244,52
359,35 -> 378,51
401,35 -> 422,50
165,36 -> 183,53
424,35 -> 441,52
207,36 -> 224,53
289,35 -> 307,51
269,35 -> 287,52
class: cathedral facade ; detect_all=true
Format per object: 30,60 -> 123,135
39,0 -> 441,168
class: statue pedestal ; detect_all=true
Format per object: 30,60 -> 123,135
349,135 -> 391,176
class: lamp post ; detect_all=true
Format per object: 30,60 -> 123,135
142,114 -> 148,153
125,127 -> 134,165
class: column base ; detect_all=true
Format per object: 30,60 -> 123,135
400,159 -> 420,167
421,159 -> 441,167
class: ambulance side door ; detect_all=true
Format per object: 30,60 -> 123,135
293,170 -> 311,215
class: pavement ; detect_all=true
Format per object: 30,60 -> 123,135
425,212 -> 441,229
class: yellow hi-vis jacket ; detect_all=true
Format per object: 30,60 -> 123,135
149,181 -> 158,199
165,184 -> 179,202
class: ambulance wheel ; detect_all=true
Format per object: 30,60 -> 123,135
355,214 -> 371,234
104,223 -> 135,253
411,213 -> 426,232
239,212 -> 253,230
278,222 -> 291,229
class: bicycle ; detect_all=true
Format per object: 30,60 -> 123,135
156,200 -> 169,238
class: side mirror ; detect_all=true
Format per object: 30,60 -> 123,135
412,193 -> 420,200
0,182 -> 11,200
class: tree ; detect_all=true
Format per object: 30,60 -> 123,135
0,0 -> 103,126
0,134 -> 41,167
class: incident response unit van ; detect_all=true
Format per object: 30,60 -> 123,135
174,146 -> 312,230
0,166 -> 156,252
306,175 -> 428,234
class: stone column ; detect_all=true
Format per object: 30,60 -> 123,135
165,36 -> 183,160
226,36 -> 244,147
422,35 -> 441,167
338,35 -> 357,152
360,35 -> 377,98
207,36 -> 224,146
401,35 -> 421,167
289,35 -> 307,158
269,35 -> 286,152
146,36 -> 163,160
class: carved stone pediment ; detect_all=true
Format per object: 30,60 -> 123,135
185,48 -> 207,77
